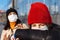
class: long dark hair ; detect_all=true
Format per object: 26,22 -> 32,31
4,8 -> 21,30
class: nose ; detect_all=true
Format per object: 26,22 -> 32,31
38,26 -> 40,28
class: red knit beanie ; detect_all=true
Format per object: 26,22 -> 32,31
28,2 -> 52,25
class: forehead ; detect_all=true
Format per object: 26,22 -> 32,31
9,12 -> 16,14
32,23 -> 45,25
8,12 -> 17,15
8,12 -> 17,16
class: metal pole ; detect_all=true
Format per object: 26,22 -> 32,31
54,0 -> 58,24
12,0 -> 15,8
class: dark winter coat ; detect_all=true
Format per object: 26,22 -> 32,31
15,23 -> 60,40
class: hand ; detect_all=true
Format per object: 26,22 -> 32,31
15,24 -> 23,29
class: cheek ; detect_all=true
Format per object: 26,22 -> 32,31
31,26 -> 39,29
40,26 -> 46,28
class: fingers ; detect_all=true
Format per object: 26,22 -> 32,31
15,24 -> 23,29
14,24 -> 29,29
17,24 -> 23,28
16,38 -> 20,40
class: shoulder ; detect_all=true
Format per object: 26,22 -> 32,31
49,23 -> 60,36
51,23 -> 60,31
1,29 -> 12,36
2,30 -> 8,34
51,23 -> 60,37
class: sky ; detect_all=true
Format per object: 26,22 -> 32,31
0,0 -> 60,15
0,0 -> 11,10
16,0 -> 60,15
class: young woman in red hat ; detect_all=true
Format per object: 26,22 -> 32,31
14,2 -> 60,40
27,2 -> 60,40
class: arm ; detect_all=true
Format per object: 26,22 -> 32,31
1,30 -> 11,40
1,30 -> 7,40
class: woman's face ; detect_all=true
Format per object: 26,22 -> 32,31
8,12 -> 18,22
31,23 -> 48,30
8,12 -> 17,16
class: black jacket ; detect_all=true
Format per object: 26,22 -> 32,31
15,23 -> 60,40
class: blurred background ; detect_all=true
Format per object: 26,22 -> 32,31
0,0 -> 60,39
